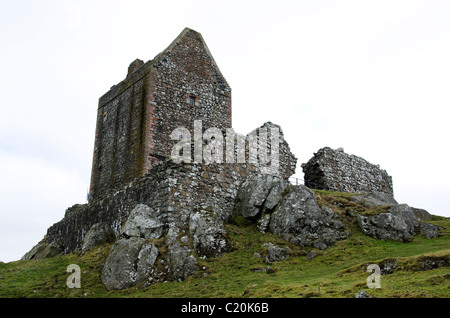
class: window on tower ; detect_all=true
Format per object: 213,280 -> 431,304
188,95 -> 196,106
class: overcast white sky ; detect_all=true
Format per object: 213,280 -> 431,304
1,0 -> 449,262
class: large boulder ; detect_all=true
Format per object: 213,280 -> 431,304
234,175 -> 288,220
357,203 -> 439,242
101,237 -> 158,290
269,185 -> 349,249
357,212 -> 414,242
350,191 -> 398,208
21,241 -> 63,260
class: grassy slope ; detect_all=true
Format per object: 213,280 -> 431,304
1,190 -> 449,298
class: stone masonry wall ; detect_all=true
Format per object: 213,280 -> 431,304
302,147 -> 393,195
146,28 -> 232,173
89,28 -> 231,200
47,161 -> 255,254
46,123 -> 297,254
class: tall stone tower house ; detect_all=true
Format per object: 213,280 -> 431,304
89,28 -> 232,199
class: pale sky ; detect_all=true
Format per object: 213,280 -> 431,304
1,0 -> 449,262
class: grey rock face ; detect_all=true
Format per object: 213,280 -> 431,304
21,241 -> 62,260
81,222 -> 115,253
269,185 -> 349,249
166,243 -> 198,281
411,207 -> 432,221
350,191 -> 398,208
357,212 -> 414,242
420,222 -> 440,239
189,210 -> 230,257
357,203 -> 439,242
101,237 -> 149,290
121,204 -> 164,239
263,243 -> 290,263
235,175 -> 287,220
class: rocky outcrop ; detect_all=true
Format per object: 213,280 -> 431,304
269,185 -> 350,249
357,200 -> 440,242
234,174 -> 288,220
350,191 -> 398,208
21,240 -> 62,261
302,147 -> 393,195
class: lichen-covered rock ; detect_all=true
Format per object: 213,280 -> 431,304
357,203 -> 440,242
189,209 -> 230,257
120,204 -> 164,239
81,222 -> 115,253
350,191 -> 398,208
269,185 -> 349,249
101,237 -> 146,290
166,243 -> 198,281
235,174 -> 288,220
357,212 -> 414,242
263,243 -> 290,263
21,241 -> 62,260
420,222 -> 440,239
412,207 -> 432,221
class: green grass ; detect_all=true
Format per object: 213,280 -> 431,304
1,190 -> 449,298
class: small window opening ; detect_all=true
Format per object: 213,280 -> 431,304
188,95 -> 196,106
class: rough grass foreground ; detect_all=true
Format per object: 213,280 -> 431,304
0,190 -> 449,298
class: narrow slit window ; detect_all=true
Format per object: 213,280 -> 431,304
189,96 -> 196,106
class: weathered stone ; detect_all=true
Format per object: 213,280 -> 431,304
412,207 -> 432,221
306,250 -> 317,261
235,174 -> 288,220
355,290 -> 372,298
389,204 -> 420,235
101,237 -> 146,290
120,204 -> 164,239
357,203 -> 440,242
81,222 -> 115,253
189,209 -> 230,257
420,222 -> 440,239
357,213 -> 414,242
136,244 -> 159,283
166,243 -> 198,281
257,214 -> 271,233
302,147 -> 393,195
164,224 -> 180,245
21,241 -> 62,260
263,243 -> 290,264
269,185 -> 349,249
350,191 -> 398,208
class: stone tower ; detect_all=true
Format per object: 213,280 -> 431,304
89,28 -> 232,199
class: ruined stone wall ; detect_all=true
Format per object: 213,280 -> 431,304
48,161 -> 256,254
302,147 -> 393,195
46,123 -> 297,255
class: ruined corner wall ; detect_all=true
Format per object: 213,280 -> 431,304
301,147 -> 393,195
